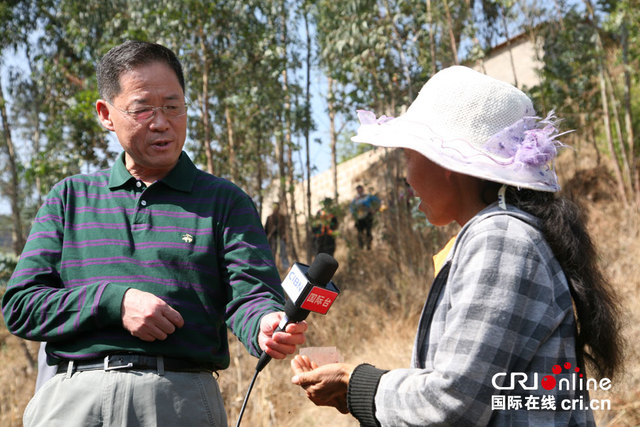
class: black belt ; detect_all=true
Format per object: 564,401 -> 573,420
58,354 -> 216,374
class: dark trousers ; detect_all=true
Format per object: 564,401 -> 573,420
355,214 -> 373,249
315,235 -> 336,256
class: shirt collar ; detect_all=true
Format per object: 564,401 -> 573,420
108,151 -> 197,193
108,152 -> 134,189
162,152 -> 197,192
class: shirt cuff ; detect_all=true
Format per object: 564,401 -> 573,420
97,282 -> 130,326
347,363 -> 388,427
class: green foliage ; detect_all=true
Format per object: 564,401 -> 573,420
0,252 -> 18,288
533,8 -> 601,130
337,132 -> 372,164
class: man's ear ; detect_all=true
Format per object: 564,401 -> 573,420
96,100 -> 115,131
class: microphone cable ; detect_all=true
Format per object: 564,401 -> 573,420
236,323 -> 287,427
235,367 -> 260,427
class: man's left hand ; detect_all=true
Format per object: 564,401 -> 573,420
258,312 -> 307,359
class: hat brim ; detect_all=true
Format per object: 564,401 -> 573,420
351,117 -> 560,192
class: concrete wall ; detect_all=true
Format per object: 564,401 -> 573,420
261,147 -> 393,225
471,35 -> 542,89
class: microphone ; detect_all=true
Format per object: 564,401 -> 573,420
236,253 -> 340,426
255,253 -> 339,372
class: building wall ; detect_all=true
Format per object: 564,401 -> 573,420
471,35 -> 542,89
261,147 -> 393,225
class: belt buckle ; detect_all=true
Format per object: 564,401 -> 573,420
103,355 -> 134,371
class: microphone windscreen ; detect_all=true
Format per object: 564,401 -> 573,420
306,253 -> 339,286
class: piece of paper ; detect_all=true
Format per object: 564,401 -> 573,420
298,346 -> 343,366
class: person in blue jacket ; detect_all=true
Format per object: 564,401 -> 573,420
350,185 -> 380,250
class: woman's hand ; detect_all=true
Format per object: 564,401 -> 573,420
291,355 -> 355,414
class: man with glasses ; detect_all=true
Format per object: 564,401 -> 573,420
2,41 -> 307,426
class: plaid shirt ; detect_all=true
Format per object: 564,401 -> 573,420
350,204 -> 596,426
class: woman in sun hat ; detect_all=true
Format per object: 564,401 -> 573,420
291,66 -> 623,426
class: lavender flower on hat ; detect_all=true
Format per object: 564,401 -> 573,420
357,110 -> 395,125
484,111 -> 568,168
516,126 -> 559,166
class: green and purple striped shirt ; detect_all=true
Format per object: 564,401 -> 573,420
2,152 -> 284,369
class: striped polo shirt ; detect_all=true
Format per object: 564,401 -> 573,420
2,152 -> 284,369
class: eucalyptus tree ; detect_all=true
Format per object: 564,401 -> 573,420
1,0 -> 139,254
605,0 -> 639,207
532,9 -> 601,139
1,0 -> 42,254
313,0 -> 399,203
312,0 -> 475,164
525,0 -> 638,208
299,0 -> 315,261
123,1 -> 286,196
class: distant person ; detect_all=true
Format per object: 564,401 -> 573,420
349,184 -> 380,250
291,66 -> 623,425
2,40 -> 307,427
264,202 -> 290,270
398,177 -> 414,213
312,198 -> 338,256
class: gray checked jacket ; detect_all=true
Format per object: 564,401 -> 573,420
347,204 -> 596,426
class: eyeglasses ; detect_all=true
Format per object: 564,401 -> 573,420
108,101 -> 187,123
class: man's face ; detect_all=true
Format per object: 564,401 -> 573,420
97,61 -> 187,180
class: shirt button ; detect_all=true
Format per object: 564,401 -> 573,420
136,181 -> 142,188
141,200 -> 147,206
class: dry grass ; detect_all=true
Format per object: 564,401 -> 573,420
1,160 -> 639,426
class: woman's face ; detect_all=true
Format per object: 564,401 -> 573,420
403,148 -> 457,226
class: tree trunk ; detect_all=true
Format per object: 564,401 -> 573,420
304,9 -> 313,263
426,0 -> 438,75
598,68 -> 628,205
500,6 -> 519,87
0,76 -> 26,255
588,114 -> 601,166
443,0 -> 459,65
199,28 -> 214,175
583,0 -> 628,204
382,0 -> 412,100
25,44 -> 43,207
280,2 -> 298,263
621,14 -> 639,208
604,70 -> 633,196
327,77 -> 338,203
256,135 -> 264,218
553,0 -> 566,30
225,106 -> 238,182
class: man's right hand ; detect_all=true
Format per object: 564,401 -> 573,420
121,288 -> 184,341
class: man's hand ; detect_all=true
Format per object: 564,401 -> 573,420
291,355 -> 354,414
258,311 -> 307,359
121,288 -> 184,341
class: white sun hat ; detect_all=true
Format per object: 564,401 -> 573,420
351,65 -> 568,192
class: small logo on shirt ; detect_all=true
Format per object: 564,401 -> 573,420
181,233 -> 194,243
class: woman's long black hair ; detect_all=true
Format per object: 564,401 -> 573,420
484,184 -> 624,380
